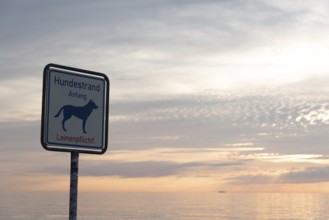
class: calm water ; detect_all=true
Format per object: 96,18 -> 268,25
1,191 -> 329,220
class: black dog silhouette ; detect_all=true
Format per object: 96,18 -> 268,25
54,100 -> 98,134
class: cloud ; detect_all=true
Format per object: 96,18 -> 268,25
1,0 -> 329,116
29,146 -> 251,179
110,88 -> 329,128
39,160 -> 243,178
278,166 -> 329,183
2,0 -> 329,192
0,121 -> 40,151
1,0 -> 325,84
227,174 -> 275,185
108,88 -> 329,154
229,166 -> 329,185
0,77 -> 41,122
2,79 -> 329,156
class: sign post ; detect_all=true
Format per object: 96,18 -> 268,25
41,63 -> 109,219
69,152 -> 79,220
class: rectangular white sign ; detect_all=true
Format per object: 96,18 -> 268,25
41,64 -> 109,154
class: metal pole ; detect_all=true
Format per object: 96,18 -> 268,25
69,152 -> 79,220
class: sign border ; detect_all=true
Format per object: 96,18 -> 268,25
46,69 -> 106,149
41,63 -> 109,154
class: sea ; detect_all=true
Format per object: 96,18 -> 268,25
1,191 -> 329,220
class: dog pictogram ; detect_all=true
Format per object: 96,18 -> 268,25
54,100 -> 98,134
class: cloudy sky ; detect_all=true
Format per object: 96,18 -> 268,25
1,0 -> 329,192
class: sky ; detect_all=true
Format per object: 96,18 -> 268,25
1,0 -> 329,193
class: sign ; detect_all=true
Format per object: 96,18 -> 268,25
41,64 -> 109,154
